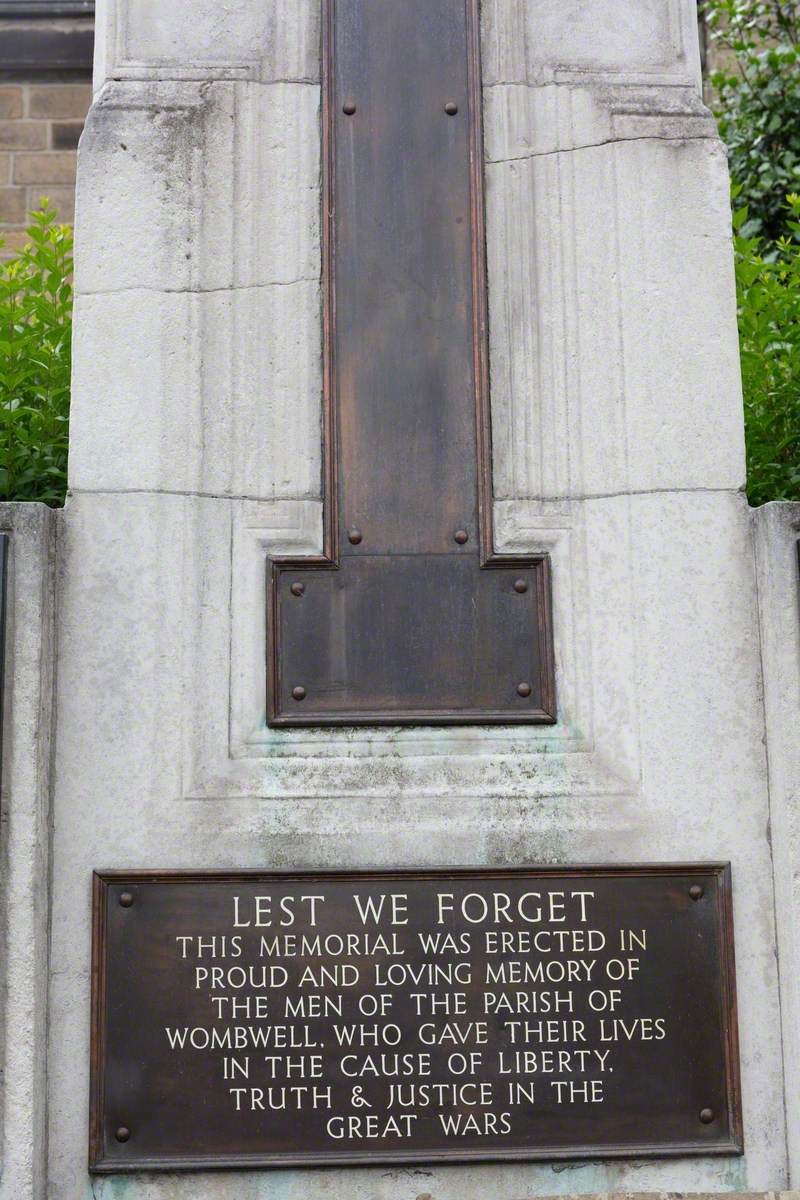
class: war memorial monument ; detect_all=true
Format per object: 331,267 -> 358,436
1,1 -> 799,1198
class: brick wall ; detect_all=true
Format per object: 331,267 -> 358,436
0,81 -> 91,257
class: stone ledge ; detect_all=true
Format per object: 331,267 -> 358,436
467,1195 -> 800,1200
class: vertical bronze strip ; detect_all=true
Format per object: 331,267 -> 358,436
267,0 -> 555,725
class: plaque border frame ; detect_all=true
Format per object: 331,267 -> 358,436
90,862 -> 743,1172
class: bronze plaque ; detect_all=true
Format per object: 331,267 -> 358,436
90,866 -> 742,1172
267,0 -> 555,726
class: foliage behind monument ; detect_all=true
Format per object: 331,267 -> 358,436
0,201 -> 72,507
704,0 -> 800,242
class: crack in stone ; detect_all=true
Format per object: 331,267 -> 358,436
68,485 -> 742,504
106,75 -> 320,87
68,487 -> 321,504
487,131 -> 717,166
76,277 -> 319,298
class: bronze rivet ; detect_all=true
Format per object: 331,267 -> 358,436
292,686 -> 306,702
444,102 -> 458,115
514,579 -> 528,594
699,1108 -> 715,1124
119,892 -> 134,908
690,885 -> 704,901
115,1126 -> 131,1143
517,682 -> 532,698
454,530 -> 468,545
290,582 -> 305,597
343,101 -> 356,115
348,528 -> 363,545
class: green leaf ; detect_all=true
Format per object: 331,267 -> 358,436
0,199 -> 72,506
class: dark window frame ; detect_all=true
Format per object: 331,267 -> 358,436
0,1 -> 94,73
0,2 -> 94,14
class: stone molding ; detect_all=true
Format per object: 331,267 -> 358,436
94,0 -> 701,91
481,0 -> 701,89
94,0 -> 320,85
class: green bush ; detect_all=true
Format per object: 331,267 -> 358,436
735,192 -> 800,504
0,200 -> 72,507
703,0 -> 800,243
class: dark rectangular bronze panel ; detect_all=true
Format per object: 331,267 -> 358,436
267,0 -> 555,725
90,865 -> 742,1171
274,558 -> 549,721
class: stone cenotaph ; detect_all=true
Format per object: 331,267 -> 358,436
1,2 -> 799,1200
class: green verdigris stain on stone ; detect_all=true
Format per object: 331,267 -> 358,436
91,1177 -> 131,1200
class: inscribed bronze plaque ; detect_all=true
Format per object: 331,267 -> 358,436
266,0 -> 555,725
90,866 -> 742,1171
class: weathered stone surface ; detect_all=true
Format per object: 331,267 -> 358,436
482,82 -> 717,161
69,282 -> 321,498
754,504 -> 800,1184
46,491 -> 782,1195
95,0 -> 320,84
69,75 -> 321,499
481,0 -> 701,87
486,129 -> 744,499
74,80 -> 320,295
0,505 -> 56,1200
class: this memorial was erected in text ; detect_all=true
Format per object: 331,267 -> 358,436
1,1 -> 800,1199
90,868 -> 740,1169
